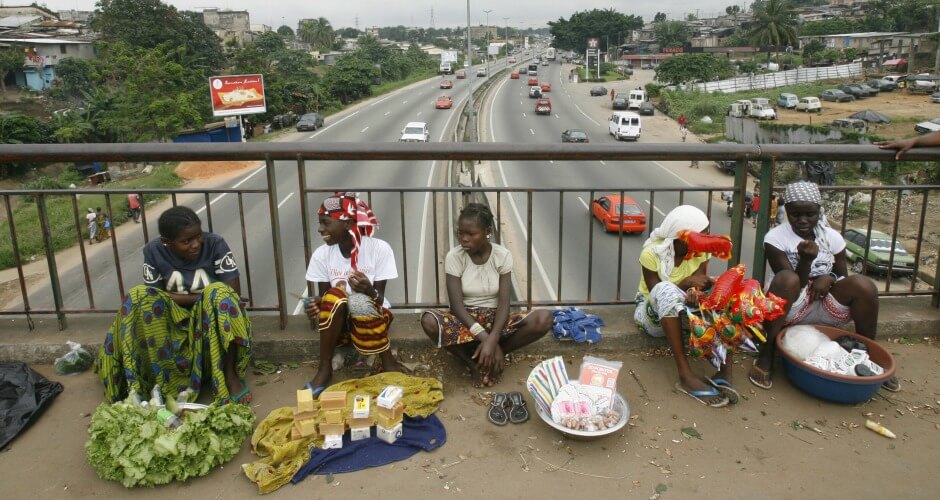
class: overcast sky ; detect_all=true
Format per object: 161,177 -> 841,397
42,1 -> 748,30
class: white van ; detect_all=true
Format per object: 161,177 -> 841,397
608,111 -> 642,141
627,89 -> 646,110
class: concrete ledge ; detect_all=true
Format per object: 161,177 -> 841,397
1,297 -> 938,363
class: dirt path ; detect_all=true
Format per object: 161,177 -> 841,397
773,89 -> 934,139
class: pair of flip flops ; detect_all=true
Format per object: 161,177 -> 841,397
488,391 -> 529,425
674,377 -> 740,408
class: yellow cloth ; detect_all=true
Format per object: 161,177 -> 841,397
241,373 -> 444,494
637,246 -> 710,297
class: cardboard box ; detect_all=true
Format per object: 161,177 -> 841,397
296,389 -> 315,413
322,434 -> 343,449
349,426 -> 371,441
376,422 -> 402,444
318,422 -> 345,436
322,409 -> 344,425
348,417 -> 373,429
376,385 -> 403,409
375,401 -> 404,420
352,394 -> 371,418
319,391 -> 347,411
374,410 -> 402,429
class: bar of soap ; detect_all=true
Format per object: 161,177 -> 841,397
323,434 -> 343,449
376,422 -> 402,444
374,410 -> 403,429
349,426 -> 371,441
376,385 -> 403,409
296,389 -> 315,413
319,391 -> 347,410
322,409 -> 344,425
297,418 -> 317,437
348,417 -> 373,429
318,422 -> 345,436
375,401 -> 404,420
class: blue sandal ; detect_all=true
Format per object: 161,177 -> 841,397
231,378 -> 252,404
305,382 -> 326,399
707,377 -> 740,405
674,382 -> 729,408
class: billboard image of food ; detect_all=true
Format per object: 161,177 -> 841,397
209,74 -> 266,117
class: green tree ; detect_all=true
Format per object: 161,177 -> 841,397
276,25 -> 294,38
801,39 -> 826,65
748,0 -> 799,48
0,48 -> 23,98
654,20 -> 690,48
298,17 -> 336,50
322,55 -> 377,104
336,27 -> 360,39
0,114 -> 55,177
49,57 -> 97,100
798,18 -> 860,36
654,12 -> 667,23
253,31 -> 286,59
548,8 -> 644,53
726,5 -> 742,16
91,0 -> 225,70
655,53 -> 735,85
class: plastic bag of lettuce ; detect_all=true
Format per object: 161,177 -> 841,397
85,399 -> 255,487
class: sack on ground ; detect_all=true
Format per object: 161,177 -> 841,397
552,307 -> 605,343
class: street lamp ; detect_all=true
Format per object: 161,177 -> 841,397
466,0 -> 475,142
483,9 -> 492,76
503,17 -> 509,59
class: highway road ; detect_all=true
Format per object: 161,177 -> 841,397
12,53 -> 767,318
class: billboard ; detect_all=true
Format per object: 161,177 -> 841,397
487,43 -> 501,56
441,49 -> 459,63
209,74 -> 266,117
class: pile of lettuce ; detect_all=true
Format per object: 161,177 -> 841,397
85,402 -> 255,487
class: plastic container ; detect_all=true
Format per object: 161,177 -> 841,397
776,325 -> 895,404
534,393 -> 630,441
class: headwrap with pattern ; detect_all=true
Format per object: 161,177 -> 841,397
642,205 -> 710,281
318,192 -> 378,270
783,181 -> 822,206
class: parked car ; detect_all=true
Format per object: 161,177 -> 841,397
591,194 -> 647,233
476,67 -> 487,77
540,82 -> 551,92
750,97 -> 773,109
796,97 -> 822,113
819,89 -> 855,102
749,104 -> 777,120
777,93 -> 798,109
856,82 -> 879,95
295,112 -> 324,132
561,129 -> 589,143
455,70 -> 466,79
399,121 -> 430,142
641,63 -> 653,70
638,101 -> 655,116
930,91 -> 940,103
868,78 -> 898,91
528,86 -> 542,98
510,72 -> 520,79
590,85 -> 608,96
843,228 -> 916,276
440,79 -> 453,89
914,117 -> 940,134
831,118 -> 867,133
434,95 -> 453,109
612,95 -> 629,110
840,84 -> 871,98
534,97 -> 552,115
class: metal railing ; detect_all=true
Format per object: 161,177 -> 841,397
1,142 -> 938,330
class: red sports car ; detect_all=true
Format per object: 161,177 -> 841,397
527,77 -> 539,86
591,194 -> 647,233
540,82 -> 551,92
435,95 -> 453,109
440,79 -> 454,89
510,72 -> 520,79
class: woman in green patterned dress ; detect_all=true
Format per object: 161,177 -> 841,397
94,206 -> 252,404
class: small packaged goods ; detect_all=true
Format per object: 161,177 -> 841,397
577,356 -> 622,409
376,422 -> 403,444
376,385 -> 403,409
352,394 -> 371,419
527,356 -> 625,434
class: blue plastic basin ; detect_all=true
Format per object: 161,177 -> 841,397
776,325 -> 896,404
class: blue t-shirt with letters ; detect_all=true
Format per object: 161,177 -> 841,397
142,232 -> 239,293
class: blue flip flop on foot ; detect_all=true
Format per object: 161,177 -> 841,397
707,377 -> 740,405
231,378 -> 252,404
305,382 -> 326,399
674,382 -> 729,408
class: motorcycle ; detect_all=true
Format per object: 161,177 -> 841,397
721,191 -> 753,218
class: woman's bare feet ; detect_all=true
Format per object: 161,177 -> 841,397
469,365 -> 485,388
225,376 -> 252,404
677,373 -> 725,406
307,365 -> 333,393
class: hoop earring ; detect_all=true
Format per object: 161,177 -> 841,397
486,234 -> 491,239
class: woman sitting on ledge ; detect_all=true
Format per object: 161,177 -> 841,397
94,206 -> 252,404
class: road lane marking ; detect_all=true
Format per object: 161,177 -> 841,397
652,161 -> 694,187
403,100 -> 408,104
578,197 -> 589,210
277,192 -> 294,208
195,165 -> 266,214
416,111 -> 422,117
529,129 -> 535,134
360,126 -> 369,133
554,114 -> 560,118
644,200 -> 667,217
599,160 -> 606,165
384,111 -> 390,116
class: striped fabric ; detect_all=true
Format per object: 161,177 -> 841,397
318,286 -> 393,355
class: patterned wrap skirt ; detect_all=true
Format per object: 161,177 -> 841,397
422,306 -> 532,347
317,287 -> 393,355
634,281 -> 688,338
94,282 -> 252,404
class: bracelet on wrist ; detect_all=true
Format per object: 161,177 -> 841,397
469,322 -> 486,337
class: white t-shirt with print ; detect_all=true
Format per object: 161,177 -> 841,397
305,236 -> 398,308
445,243 -> 513,308
763,223 -> 846,283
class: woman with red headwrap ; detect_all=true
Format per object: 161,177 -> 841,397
303,193 -> 400,397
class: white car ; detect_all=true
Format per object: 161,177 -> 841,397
914,117 -> 940,134
399,122 -> 430,142
796,97 -> 822,113
749,104 -> 777,120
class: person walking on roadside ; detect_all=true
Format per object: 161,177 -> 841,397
86,208 -> 97,244
610,88 -> 616,101
95,207 -> 110,242
750,193 -> 761,227
127,193 -> 142,223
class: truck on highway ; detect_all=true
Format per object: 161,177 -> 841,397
439,49 -> 458,74
546,47 -> 556,61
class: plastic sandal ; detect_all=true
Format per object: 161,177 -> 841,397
487,392 -> 509,425
507,391 -> 529,423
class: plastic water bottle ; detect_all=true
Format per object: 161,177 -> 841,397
149,385 -> 164,407
157,408 -> 183,430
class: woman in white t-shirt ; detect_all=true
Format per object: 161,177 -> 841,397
749,181 -> 898,392
421,204 -> 552,389
303,193 -> 400,397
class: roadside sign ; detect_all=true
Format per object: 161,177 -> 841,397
587,38 -> 599,49
209,74 -> 266,117
586,49 -> 598,56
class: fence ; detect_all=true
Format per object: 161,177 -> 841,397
666,62 -> 864,94
0,141 -> 937,331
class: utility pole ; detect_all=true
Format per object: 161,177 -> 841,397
504,17 -> 509,57
466,0 -> 475,142
483,9 -> 492,76
934,14 -> 940,75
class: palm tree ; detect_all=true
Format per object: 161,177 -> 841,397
298,17 -> 336,51
748,0 -> 798,62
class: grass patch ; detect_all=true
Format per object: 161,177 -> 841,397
0,164 -> 182,269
